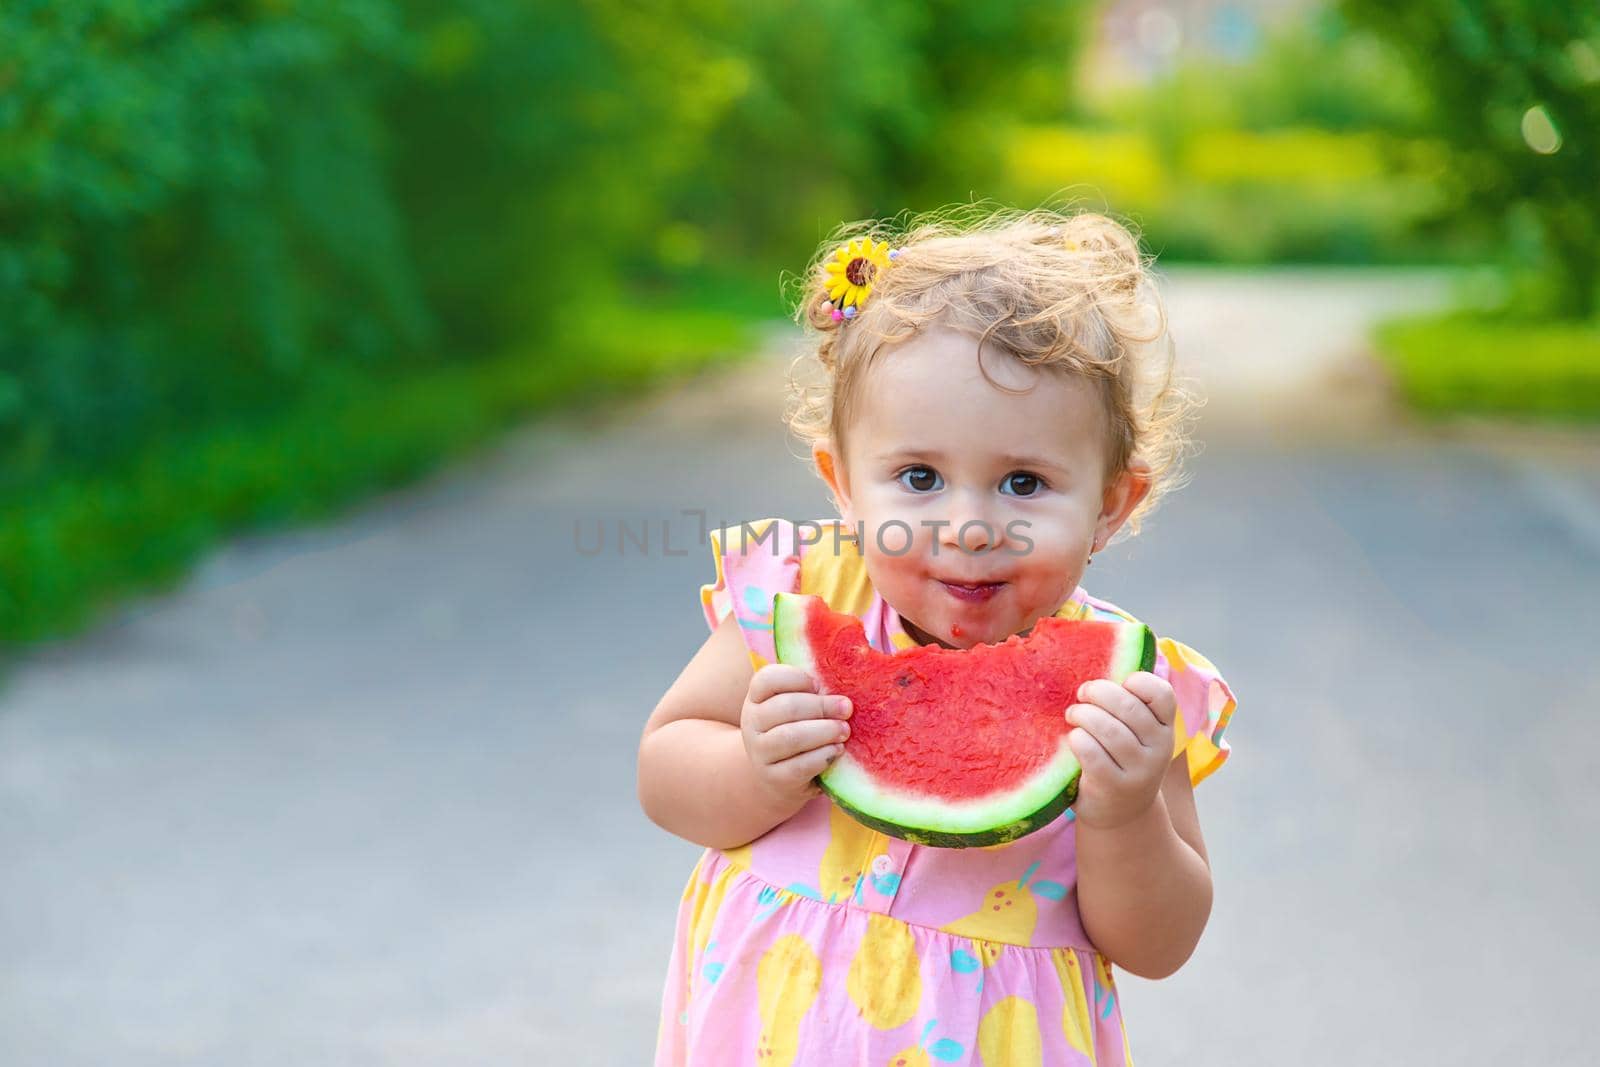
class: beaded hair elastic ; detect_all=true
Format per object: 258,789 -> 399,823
820,238 -> 900,321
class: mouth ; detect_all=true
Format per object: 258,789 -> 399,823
938,579 -> 1007,603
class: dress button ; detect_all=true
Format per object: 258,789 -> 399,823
871,854 -> 896,877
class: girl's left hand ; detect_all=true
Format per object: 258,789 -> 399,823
1065,672 -> 1177,830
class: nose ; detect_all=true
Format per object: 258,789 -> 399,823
939,489 -> 999,557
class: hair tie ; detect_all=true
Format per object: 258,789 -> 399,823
820,238 -> 898,322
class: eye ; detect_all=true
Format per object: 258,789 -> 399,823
1001,471 -> 1047,497
896,466 -> 942,493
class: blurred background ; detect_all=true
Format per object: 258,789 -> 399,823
1,1 -> 1596,1064
2,0 -> 1597,645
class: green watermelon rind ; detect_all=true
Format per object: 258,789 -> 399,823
771,594 -> 818,678
772,591 -> 1157,849
822,738 -> 1083,848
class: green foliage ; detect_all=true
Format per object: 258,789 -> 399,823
0,0 -> 1100,645
1090,9 -> 1428,134
1,0 -> 1098,644
1008,10 -> 1465,265
1374,311 -> 1600,419
0,0 -> 1090,510
1340,1 -> 1600,317
1005,123 -> 1463,264
0,0 -> 433,494
382,0 -> 638,351
591,0 -> 1088,272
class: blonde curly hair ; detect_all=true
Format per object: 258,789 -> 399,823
782,203 -> 1203,542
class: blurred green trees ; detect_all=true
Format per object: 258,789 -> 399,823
0,0 -> 1087,501
0,1 -> 431,495
1004,9 -> 1463,265
0,0 -> 1092,641
5,0 -> 1594,643
1341,1 -> 1600,318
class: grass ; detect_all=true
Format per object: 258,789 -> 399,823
0,298 -> 765,647
1373,312 -> 1600,421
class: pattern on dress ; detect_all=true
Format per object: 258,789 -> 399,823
657,517 -> 1237,1065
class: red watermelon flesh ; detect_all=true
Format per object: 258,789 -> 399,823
772,592 -> 1155,847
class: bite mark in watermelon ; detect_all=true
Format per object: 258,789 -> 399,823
772,592 -> 1155,848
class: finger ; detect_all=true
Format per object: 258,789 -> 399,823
1067,724 -> 1121,774
1066,701 -> 1140,766
766,740 -> 845,790
755,718 -> 851,765
748,664 -> 817,704
1122,671 -> 1176,728
751,691 -> 851,733
1077,679 -> 1161,745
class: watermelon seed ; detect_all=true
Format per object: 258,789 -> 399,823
896,675 -> 911,687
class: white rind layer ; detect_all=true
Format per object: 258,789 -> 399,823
1111,624 -> 1148,680
771,596 -> 817,676
822,738 -> 1081,834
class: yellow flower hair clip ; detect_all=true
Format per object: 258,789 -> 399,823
821,238 -> 898,321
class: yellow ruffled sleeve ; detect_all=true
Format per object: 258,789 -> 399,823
1155,637 -> 1238,788
698,517 -> 802,671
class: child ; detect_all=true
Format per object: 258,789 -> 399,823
637,207 -> 1238,1066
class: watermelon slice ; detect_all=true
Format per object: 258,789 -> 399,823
772,592 -> 1155,848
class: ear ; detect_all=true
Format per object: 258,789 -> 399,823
1094,459 -> 1152,550
812,439 -> 854,523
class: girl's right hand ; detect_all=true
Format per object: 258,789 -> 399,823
741,664 -> 854,806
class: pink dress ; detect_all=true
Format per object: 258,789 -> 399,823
653,518 -> 1238,1066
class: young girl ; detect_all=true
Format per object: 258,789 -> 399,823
637,207 -> 1238,1066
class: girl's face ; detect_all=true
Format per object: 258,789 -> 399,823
814,326 -> 1150,650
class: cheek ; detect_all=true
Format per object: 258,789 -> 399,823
859,526 -> 923,576
1006,513 -> 1088,557
850,492 -> 901,531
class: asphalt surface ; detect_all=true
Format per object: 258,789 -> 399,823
2,268 -> 1597,1064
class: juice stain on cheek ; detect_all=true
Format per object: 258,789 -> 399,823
951,624 -> 963,639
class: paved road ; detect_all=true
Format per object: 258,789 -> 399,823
2,269 -> 1597,1064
